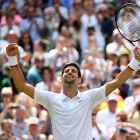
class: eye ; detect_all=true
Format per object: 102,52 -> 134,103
72,69 -> 76,73
65,69 -> 69,73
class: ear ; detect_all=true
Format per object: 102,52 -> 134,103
78,78 -> 81,84
60,77 -> 63,82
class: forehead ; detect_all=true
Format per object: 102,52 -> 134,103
64,66 -> 78,71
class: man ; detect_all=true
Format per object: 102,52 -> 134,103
22,117 -> 46,140
44,0 -> 69,21
126,131 -> 139,140
96,94 -> 118,134
6,43 -> 140,140
1,119 -> 20,140
20,6 -> 44,44
26,56 -> 45,86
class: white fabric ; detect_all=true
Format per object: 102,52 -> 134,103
8,55 -> 18,66
44,6 -> 69,20
106,41 -> 131,54
92,124 -> 108,140
96,109 -> 118,134
1,25 -> 20,39
0,40 -> 9,50
128,57 -> 140,71
35,82 -> 49,91
22,134 -> 45,140
33,85 -> 107,140
124,96 -> 134,114
49,48 -> 79,67
80,14 -> 105,52
83,69 -> 101,89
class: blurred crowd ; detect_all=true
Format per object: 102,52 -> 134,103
1,0 -> 140,140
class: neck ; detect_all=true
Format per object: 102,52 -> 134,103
63,83 -> 78,98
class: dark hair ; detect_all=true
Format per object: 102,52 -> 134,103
37,39 -> 48,51
62,62 -> 81,78
6,13 -> 13,20
1,119 -> 11,128
87,26 -> 95,32
40,67 -> 53,81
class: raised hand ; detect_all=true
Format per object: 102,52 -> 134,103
134,47 -> 140,62
6,43 -> 18,56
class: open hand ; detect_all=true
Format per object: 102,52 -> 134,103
6,43 -> 18,56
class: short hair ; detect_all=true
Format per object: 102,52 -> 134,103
1,87 -> 13,96
1,119 -> 11,128
62,62 -> 81,78
87,26 -> 95,32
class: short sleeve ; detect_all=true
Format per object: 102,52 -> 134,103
33,88 -> 57,110
88,85 -> 108,109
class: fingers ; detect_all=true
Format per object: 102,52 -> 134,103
6,43 -> 17,50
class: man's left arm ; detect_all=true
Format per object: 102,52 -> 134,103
106,47 -> 140,97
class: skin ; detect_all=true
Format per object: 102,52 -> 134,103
6,43 -> 140,99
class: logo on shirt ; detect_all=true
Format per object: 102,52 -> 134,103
79,100 -> 83,103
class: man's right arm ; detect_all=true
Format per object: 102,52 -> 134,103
6,43 -> 34,99
11,65 -> 34,98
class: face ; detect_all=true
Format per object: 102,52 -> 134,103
52,0 -> 60,5
29,124 -> 38,135
56,37 -> 67,50
62,66 -> 80,85
99,8 -> 108,17
2,123 -> 11,134
73,1 -> 81,10
15,108 -> 25,121
36,59 -> 45,69
2,94 -> 11,104
28,7 -> 35,18
8,33 -> 18,43
43,69 -> 52,81
128,135 -> 139,140
108,100 -> 117,113
84,0 -> 94,11
22,34 -> 30,43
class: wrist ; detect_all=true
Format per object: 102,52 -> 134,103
8,55 -> 18,67
128,57 -> 140,71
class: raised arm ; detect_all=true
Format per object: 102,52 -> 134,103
106,47 -> 140,97
6,43 -> 34,99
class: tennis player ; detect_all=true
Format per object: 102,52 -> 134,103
6,43 -> 140,140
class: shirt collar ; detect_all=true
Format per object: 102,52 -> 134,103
60,89 -> 81,101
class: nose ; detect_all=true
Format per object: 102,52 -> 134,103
68,69 -> 72,74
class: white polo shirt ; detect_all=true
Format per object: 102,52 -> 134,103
34,85 -> 107,140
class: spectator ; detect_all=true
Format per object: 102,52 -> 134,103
1,4 -> 23,26
106,28 -> 132,59
34,39 -> 50,66
11,105 -> 28,139
82,56 -> 102,89
26,55 -> 45,86
35,67 -> 55,91
49,36 -> 79,71
0,87 -> 13,119
1,13 -> 20,40
20,6 -> 44,44
125,78 -> 140,114
99,4 -> 114,45
15,92 -> 37,118
1,119 -> 20,140
80,0 -> 105,55
92,111 -> 108,140
131,94 -> 140,129
44,0 -> 69,21
27,0 -> 43,17
18,33 -> 33,53
22,117 -> 47,140
96,94 -> 118,134
69,0 -> 83,26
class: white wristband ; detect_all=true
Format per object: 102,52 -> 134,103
8,55 -> 18,67
128,57 -> 140,71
